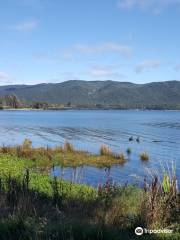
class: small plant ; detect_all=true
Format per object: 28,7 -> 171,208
23,168 -> 30,191
21,139 -> 32,158
100,145 -> 112,156
162,171 -> 171,193
22,139 -> 32,150
140,152 -> 149,161
63,141 -> 75,152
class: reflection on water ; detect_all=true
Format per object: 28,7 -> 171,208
50,165 -> 132,187
50,162 -> 176,188
0,110 -> 180,185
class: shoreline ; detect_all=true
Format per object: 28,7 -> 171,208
1,108 -> 180,111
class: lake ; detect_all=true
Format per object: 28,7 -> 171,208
0,110 -> 180,187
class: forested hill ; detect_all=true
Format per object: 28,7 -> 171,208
0,80 -> 180,109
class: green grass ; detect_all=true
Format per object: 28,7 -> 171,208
0,154 -> 96,200
0,153 -> 140,239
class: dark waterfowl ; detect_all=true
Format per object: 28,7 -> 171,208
129,136 -> 133,141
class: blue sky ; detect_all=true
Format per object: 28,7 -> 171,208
0,0 -> 180,85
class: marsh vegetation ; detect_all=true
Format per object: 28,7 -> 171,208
0,140 -> 179,239
0,140 -> 126,168
140,152 -> 149,161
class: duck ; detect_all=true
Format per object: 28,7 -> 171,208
136,137 -> 140,143
129,136 -> 133,141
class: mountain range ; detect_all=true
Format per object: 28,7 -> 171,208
0,80 -> 180,108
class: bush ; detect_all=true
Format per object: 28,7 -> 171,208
140,152 -> 149,161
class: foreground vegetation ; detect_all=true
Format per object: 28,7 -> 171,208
0,141 -> 179,239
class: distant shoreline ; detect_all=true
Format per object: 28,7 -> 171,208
1,80 -> 180,111
1,108 -> 180,111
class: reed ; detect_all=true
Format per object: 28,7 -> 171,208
100,144 -> 112,156
140,152 -> 149,161
63,141 -> 75,152
0,141 -> 127,168
140,166 -> 179,229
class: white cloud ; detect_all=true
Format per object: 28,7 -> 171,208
118,0 -> 150,9
135,60 -> 162,73
46,65 -> 126,82
89,65 -> 126,80
13,20 -> 39,32
117,0 -> 180,13
90,67 -> 113,77
73,43 -> 132,58
0,71 -> 10,80
33,42 -> 132,63
0,71 -> 12,84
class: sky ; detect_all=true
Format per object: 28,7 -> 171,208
0,0 -> 180,85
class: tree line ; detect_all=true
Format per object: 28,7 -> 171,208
0,94 -> 50,110
0,94 -> 180,110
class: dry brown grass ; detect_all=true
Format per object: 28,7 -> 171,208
0,140 -> 126,168
140,152 -> 149,161
100,145 -> 112,156
99,145 -> 125,165
140,173 -> 179,229
63,141 -> 75,152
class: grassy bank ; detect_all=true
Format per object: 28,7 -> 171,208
0,143 -> 179,239
0,140 -> 126,168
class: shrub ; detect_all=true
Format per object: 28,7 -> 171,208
140,152 -> 149,161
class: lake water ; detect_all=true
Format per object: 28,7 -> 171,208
0,110 -> 180,187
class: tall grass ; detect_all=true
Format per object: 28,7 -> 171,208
0,170 -> 141,239
140,165 -> 179,229
100,145 -> 112,156
0,140 -> 127,168
100,145 -> 126,163
140,152 -> 149,161
63,141 -> 75,152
